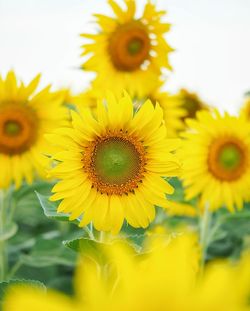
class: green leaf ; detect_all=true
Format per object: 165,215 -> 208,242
14,181 -> 54,201
35,191 -> 79,224
0,279 -> 46,302
63,238 -> 105,263
64,236 -> 141,265
0,223 -> 18,241
19,236 -> 77,268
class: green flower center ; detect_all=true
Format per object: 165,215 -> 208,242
4,120 -> 22,136
93,138 -> 140,185
127,38 -> 143,55
218,144 -> 242,170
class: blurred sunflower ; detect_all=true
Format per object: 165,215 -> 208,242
4,234 -> 250,311
181,110 -> 250,211
47,92 -> 180,233
166,201 -> 198,217
81,0 -> 173,97
177,89 -> 209,122
0,71 -> 68,189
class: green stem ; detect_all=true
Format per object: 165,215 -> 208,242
0,190 -> 7,281
8,259 -> 23,280
85,223 -> 95,240
199,203 -> 211,273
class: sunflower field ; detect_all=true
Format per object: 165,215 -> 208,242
1,0 -> 250,310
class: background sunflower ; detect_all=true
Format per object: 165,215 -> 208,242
0,71 -> 68,189
81,0 -> 173,98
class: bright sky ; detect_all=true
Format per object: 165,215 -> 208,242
0,0 -> 250,113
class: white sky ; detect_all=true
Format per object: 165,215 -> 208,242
0,0 -> 250,113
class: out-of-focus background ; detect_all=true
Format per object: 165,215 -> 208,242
0,0 -> 250,113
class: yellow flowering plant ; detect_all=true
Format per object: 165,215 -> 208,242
0,0 -> 250,310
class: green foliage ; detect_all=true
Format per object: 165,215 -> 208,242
6,181 -> 84,294
0,223 -> 18,242
2,177 -> 250,298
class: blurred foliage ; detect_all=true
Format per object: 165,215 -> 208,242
1,176 -> 249,305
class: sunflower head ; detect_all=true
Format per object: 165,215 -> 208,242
48,92 -> 180,233
0,71 -> 68,189
181,110 -> 250,211
81,0 -> 173,97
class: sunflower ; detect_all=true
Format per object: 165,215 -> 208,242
177,89 -> 209,122
47,92 -> 180,233
181,110 -> 250,211
0,71 -> 68,189
81,0 -> 173,98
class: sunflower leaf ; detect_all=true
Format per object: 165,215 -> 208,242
0,222 -> 18,241
35,191 -> 80,225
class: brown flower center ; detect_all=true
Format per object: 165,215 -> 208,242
208,136 -> 247,181
83,130 -> 146,195
108,21 -> 150,72
0,103 -> 38,155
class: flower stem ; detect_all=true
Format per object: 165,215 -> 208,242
199,203 -> 211,274
0,190 -> 7,281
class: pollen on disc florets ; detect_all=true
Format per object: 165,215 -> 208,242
83,130 -> 147,195
208,136 -> 247,181
0,103 -> 38,155
108,20 -> 151,72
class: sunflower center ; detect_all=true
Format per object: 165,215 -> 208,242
4,120 -> 22,136
127,38 -> 143,55
208,137 -> 247,181
0,103 -> 38,155
84,131 -> 146,195
218,145 -> 241,170
108,21 -> 150,72
94,138 -> 140,185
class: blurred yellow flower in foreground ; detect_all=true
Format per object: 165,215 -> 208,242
0,71 -> 68,189
81,0 -> 173,98
47,92 -> 180,233
4,234 -> 250,311
181,110 -> 250,211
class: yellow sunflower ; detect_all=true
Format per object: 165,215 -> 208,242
181,110 -> 250,211
47,92 -> 180,233
177,88 -> 209,122
0,71 -> 68,189
81,0 -> 173,98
